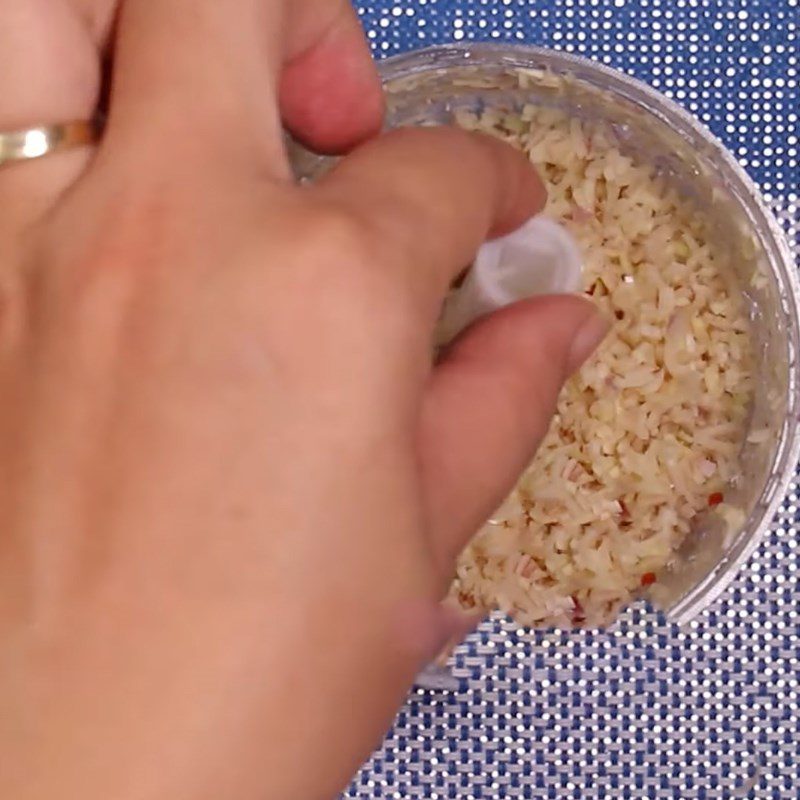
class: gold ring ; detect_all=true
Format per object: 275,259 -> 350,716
0,120 -> 100,167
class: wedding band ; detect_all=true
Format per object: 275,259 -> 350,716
0,120 -> 100,167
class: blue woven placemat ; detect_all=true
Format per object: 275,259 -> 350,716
348,2 -> 800,798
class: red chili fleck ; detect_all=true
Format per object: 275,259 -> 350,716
619,499 -> 630,519
641,572 -> 657,587
708,492 -> 724,507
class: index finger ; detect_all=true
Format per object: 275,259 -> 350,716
107,0 -> 382,174
316,125 -> 547,311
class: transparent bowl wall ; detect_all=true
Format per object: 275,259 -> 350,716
293,45 -> 800,623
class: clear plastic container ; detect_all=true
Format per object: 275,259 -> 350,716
293,44 -> 800,624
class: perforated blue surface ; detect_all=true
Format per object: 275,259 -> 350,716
348,2 -> 800,798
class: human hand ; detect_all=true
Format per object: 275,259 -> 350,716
0,2 -> 608,799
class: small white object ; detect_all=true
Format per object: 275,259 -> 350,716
438,216 -> 583,343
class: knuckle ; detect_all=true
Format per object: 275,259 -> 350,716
289,206 -> 422,341
33,191 -> 175,334
45,190 -> 164,284
304,207 -> 384,269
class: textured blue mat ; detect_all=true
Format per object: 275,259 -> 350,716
348,2 -> 800,798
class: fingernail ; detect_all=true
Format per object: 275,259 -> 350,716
566,307 -> 611,374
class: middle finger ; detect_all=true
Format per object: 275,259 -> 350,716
106,0 -> 288,176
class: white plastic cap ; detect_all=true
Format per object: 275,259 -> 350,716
437,216 -> 583,343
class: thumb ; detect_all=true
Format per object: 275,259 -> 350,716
419,295 -> 610,575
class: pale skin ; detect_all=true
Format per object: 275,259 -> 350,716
0,2 -> 609,799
